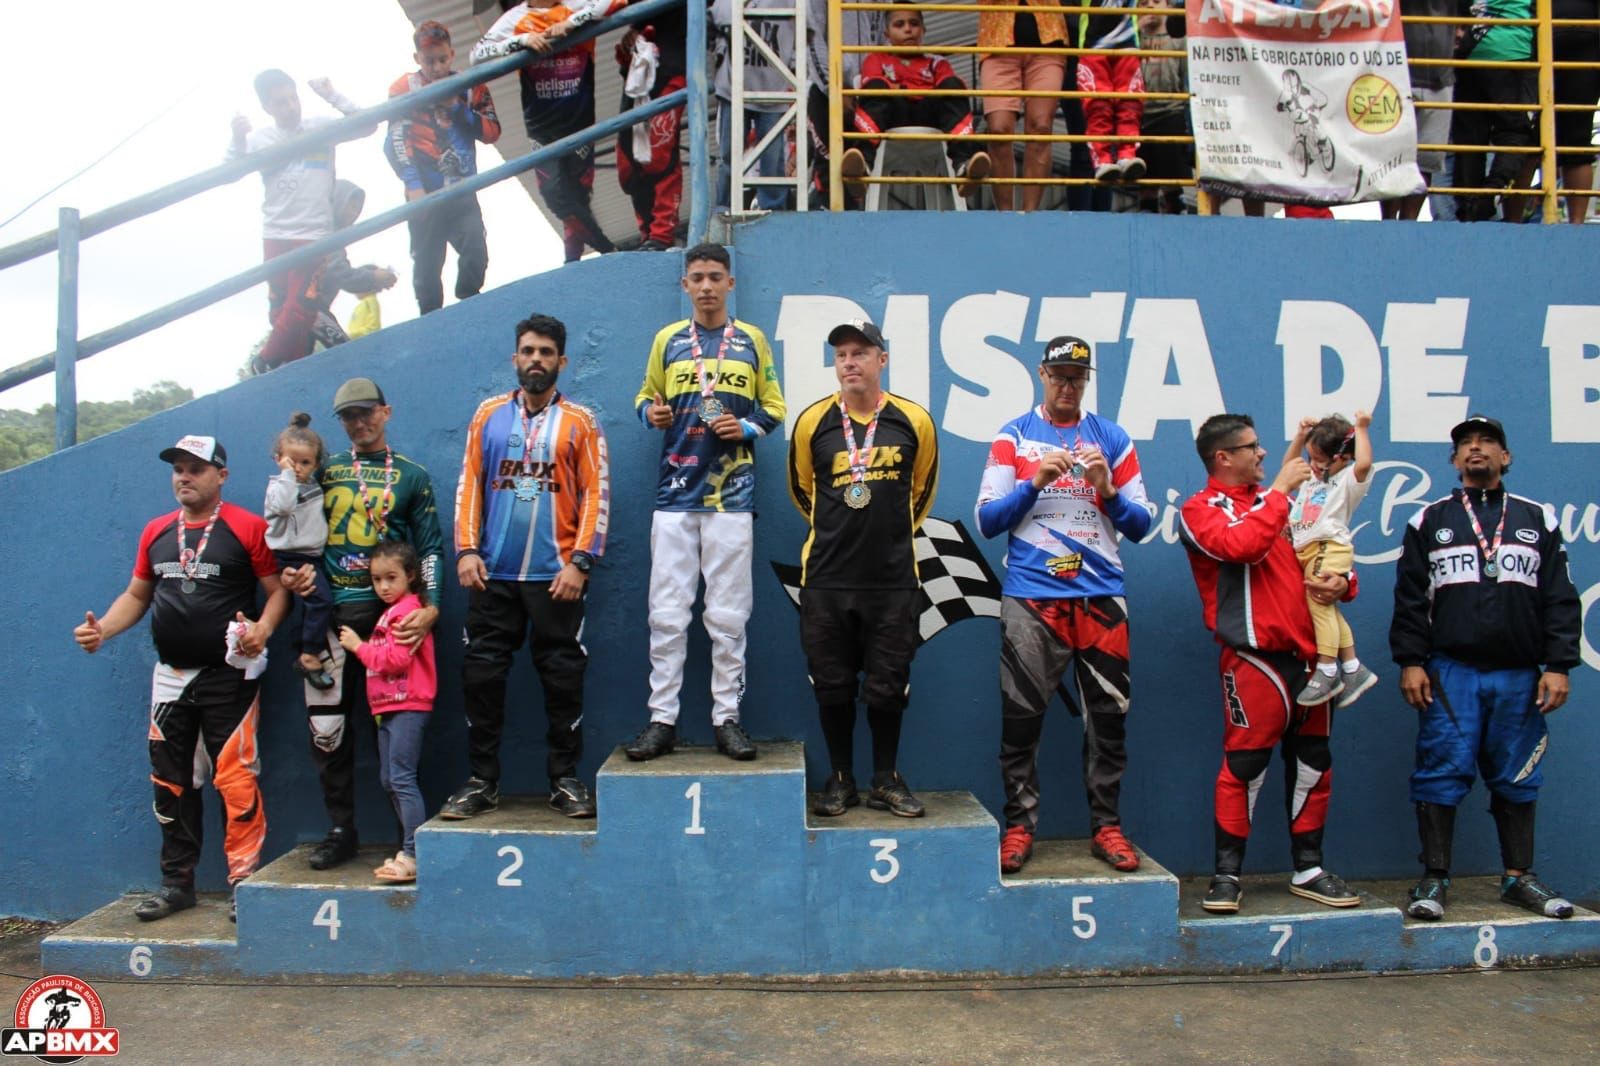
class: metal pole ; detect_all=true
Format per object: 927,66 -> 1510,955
1535,0 -> 1559,222
688,0 -> 712,243
55,208 -> 79,451
828,0 -> 844,210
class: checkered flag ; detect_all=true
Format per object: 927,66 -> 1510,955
771,516 -> 1002,644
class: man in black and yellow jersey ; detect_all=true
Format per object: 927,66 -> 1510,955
787,319 -> 939,818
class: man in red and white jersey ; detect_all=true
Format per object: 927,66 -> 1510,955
73,436 -> 289,923
1177,413 -> 1359,915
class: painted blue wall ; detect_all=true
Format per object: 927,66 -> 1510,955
4,211 -> 1597,919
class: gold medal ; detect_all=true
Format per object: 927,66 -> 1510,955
845,482 -> 872,509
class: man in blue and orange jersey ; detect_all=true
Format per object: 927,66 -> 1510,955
386,20 -> 501,315
975,336 -> 1155,875
443,313 -> 610,820
1178,413 -> 1360,915
626,243 -> 786,762
74,436 -> 290,922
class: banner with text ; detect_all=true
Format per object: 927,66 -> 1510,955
1187,0 -> 1425,205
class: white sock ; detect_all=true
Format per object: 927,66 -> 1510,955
1341,658 -> 1362,674
1293,866 -> 1326,886
1317,662 -> 1337,677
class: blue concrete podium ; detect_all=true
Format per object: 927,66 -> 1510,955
40,743 -> 1600,981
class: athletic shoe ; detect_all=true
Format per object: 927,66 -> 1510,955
841,147 -> 869,187
1094,162 -> 1121,182
228,886 -> 239,924
1202,874 -> 1242,913
1000,825 -> 1034,874
1288,869 -> 1361,907
624,722 -> 676,761
1501,873 -> 1574,918
956,151 -> 992,197
1335,665 -> 1379,708
638,239 -> 671,251
134,885 -> 196,922
307,826 -> 358,871
714,721 -> 758,761
812,771 -> 860,817
548,777 -> 596,819
866,771 -> 925,818
1406,874 -> 1449,920
1118,156 -> 1147,182
1297,670 -> 1345,706
1091,825 -> 1141,872
440,778 -> 500,820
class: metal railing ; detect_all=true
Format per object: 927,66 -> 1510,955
825,0 -> 1600,221
0,0 -> 707,450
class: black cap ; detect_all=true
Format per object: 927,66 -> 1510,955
1041,335 -> 1093,371
1450,414 -> 1507,450
159,435 -> 228,468
333,377 -> 387,414
827,319 -> 887,350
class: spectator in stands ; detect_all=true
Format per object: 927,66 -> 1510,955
1135,0 -> 1188,211
842,2 -> 992,198
979,0 -> 1069,211
472,1 -> 624,261
616,6 -> 689,246
712,0 -> 795,213
1382,0 -> 1456,221
228,70 -> 365,360
386,21 -> 501,313
1451,0 -> 1535,221
805,0 -> 885,206
1551,0 -> 1599,222
1078,0 -> 1146,182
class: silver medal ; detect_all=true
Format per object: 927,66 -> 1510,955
699,397 -> 725,422
845,482 -> 872,509
1483,561 -> 1499,578
507,433 -> 523,449
180,579 -> 197,594
514,475 -> 542,502
1071,460 -> 1087,477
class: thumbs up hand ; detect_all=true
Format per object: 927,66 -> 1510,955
74,611 -> 104,653
647,391 -> 674,429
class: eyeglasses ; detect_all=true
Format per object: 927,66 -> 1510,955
338,407 -> 380,424
1220,439 -> 1266,455
1043,372 -> 1089,389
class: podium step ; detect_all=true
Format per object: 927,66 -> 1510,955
1177,874 -> 1402,973
41,894 -> 238,980
1359,877 -> 1600,971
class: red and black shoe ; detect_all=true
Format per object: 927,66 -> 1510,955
1091,825 -> 1141,872
1000,825 -> 1034,874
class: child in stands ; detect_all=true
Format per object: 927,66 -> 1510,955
338,540 -> 437,884
264,413 -> 334,689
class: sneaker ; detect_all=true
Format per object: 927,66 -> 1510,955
1297,669 -> 1345,706
866,771 -> 924,818
812,771 -> 860,817
714,720 -> 758,761
1202,874 -> 1242,913
1118,156 -> 1147,182
307,826 -> 358,870
1335,665 -> 1379,708
229,887 -> 238,924
956,151 -> 992,197
439,778 -> 500,820
548,777 -> 596,819
841,147 -> 869,187
134,885 -> 196,922
1091,825 -> 1141,872
624,722 -> 676,761
1406,874 -> 1449,920
1000,825 -> 1034,874
1094,162 -> 1121,182
1288,869 -> 1361,908
1501,873 -> 1574,918
638,238 -> 671,251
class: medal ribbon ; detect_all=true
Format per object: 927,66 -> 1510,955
352,447 -> 395,536
177,502 -> 223,580
839,394 -> 886,486
1460,490 -> 1506,572
691,321 -> 734,402
519,394 -> 558,478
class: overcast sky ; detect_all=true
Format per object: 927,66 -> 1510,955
0,2 -> 563,411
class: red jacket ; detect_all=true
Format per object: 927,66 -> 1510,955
1179,477 -> 1353,661
357,594 -> 437,713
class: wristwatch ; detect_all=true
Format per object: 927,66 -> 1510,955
570,551 -> 594,575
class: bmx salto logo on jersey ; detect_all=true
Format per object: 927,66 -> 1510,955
3,974 -> 119,1062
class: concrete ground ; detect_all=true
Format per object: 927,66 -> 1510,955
3,920 -> 1597,1064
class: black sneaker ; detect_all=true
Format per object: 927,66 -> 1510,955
811,771 -> 860,817
440,778 -> 500,820
228,885 -> 239,924
1288,869 -> 1361,908
134,885 -> 196,922
307,826 -> 358,870
1407,875 -> 1449,920
1201,875 -> 1242,913
624,722 -> 676,761
866,772 -> 924,818
548,777 -> 596,819
714,721 -> 758,761
1501,873 -> 1574,918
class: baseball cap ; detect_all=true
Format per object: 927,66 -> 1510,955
333,377 -> 387,414
1450,414 -> 1507,449
159,434 -> 227,468
827,319 -> 888,350
1041,336 -> 1093,371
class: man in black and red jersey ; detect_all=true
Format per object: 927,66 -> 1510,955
74,435 -> 289,922
1177,414 -> 1360,914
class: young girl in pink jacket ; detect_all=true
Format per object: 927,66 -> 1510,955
338,540 -> 436,883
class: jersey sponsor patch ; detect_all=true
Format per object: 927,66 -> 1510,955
1434,526 -> 1454,544
1515,528 -> 1539,544
1492,543 -> 1541,586
1428,544 -> 1540,588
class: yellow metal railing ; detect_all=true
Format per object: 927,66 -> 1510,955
823,0 -> 1600,222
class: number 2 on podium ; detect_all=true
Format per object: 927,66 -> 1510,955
684,781 -> 706,835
